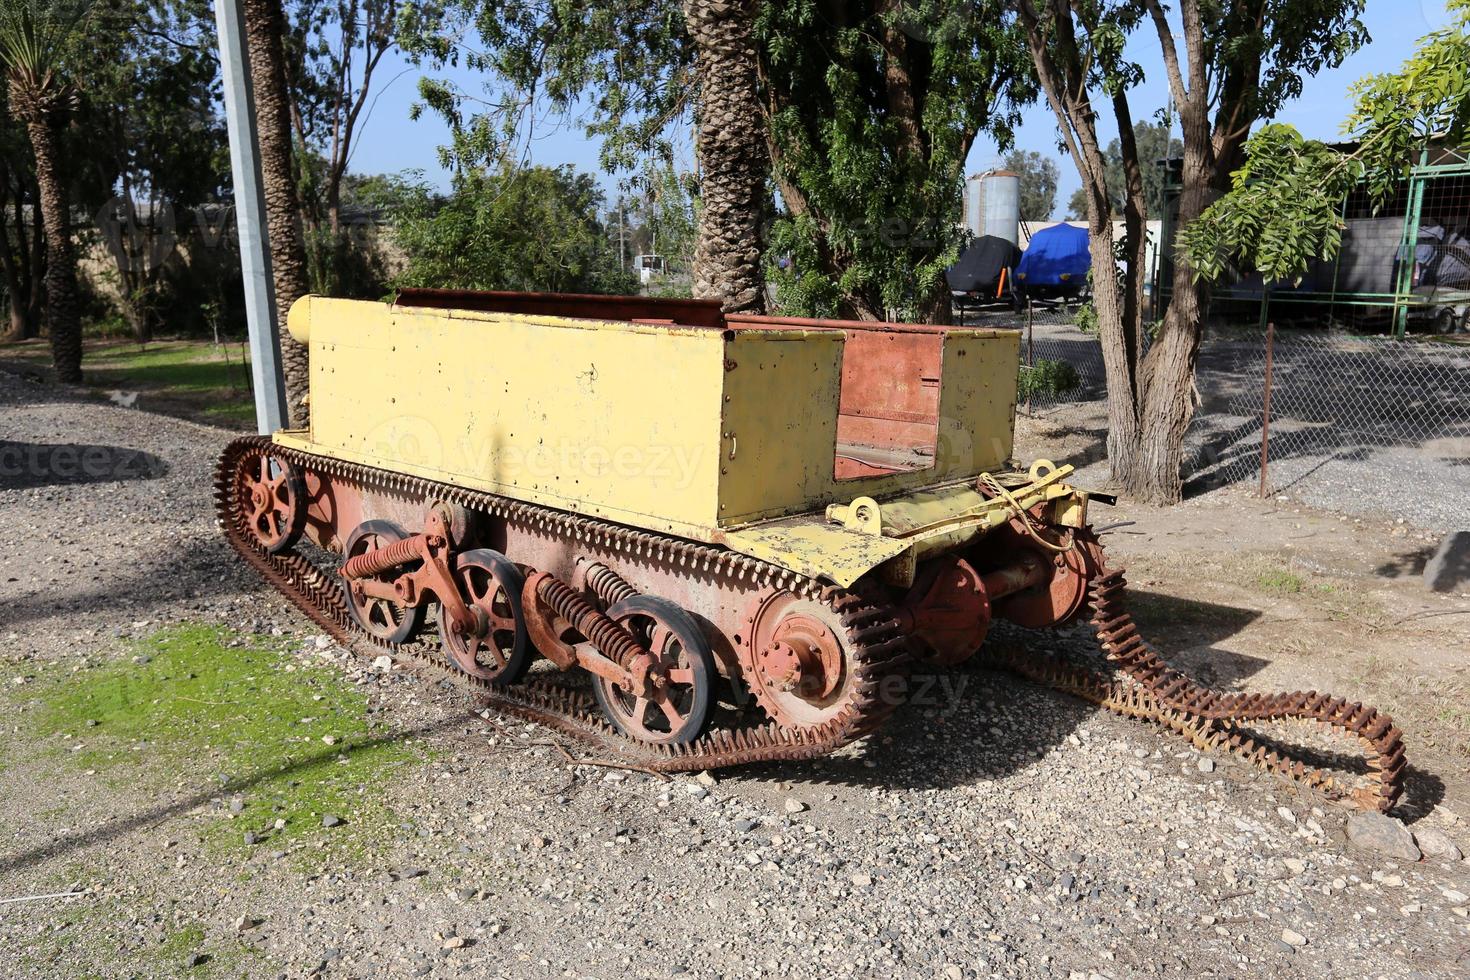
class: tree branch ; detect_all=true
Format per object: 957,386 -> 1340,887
1143,0 -> 1189,112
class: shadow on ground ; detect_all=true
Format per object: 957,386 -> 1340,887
2,538 -> 248,629
0,440 -> 169,490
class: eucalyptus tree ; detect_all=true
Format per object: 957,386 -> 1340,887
286,0 -> 398,235
758,2 -> 1032,323
1005,149 -> 1059,222
0,0 -> 90,382
1012,0 -> 1368,504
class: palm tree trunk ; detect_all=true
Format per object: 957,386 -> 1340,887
683,0 -> 766,314
243,0 -> 311,426
25,116 -> 81,382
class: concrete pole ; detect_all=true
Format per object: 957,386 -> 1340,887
215,0 -> 287,434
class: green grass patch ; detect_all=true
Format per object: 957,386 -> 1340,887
21,624 -> 422,861
1255,568 -> 1305,594
0,338 -> 254,428
20,908 -> 262,979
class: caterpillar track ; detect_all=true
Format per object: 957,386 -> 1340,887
216,436 -> 1405,809
216,436 -> 910,770
980,561 -> 1406,812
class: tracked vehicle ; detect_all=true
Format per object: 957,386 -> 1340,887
218,289 -> 1405,810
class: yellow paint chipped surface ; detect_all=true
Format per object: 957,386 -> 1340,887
276,296 -> 1077,585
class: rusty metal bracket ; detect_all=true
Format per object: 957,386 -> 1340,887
341,506 -> 476,636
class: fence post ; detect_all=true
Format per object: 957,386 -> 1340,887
1025,300 -> 1034,416
1258,321 -> 1275,498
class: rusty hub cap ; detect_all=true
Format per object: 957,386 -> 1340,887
341,520 -> 425,644
236,452 -> 306,554
591,596 -> 715,745
989,523 -> 1104,629
439,549 -> 530,685
741,591 -> 852,728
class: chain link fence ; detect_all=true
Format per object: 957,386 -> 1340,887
1009,307 -> 1470,528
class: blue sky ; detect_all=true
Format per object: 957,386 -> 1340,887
345,2 -> 1457,218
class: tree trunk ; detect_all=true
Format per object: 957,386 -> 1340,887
1085,208 -> 1144,492
243,0 -> 311,426
683,0 -> 767,315
24,117 -> 81,383
1131,108 -> 1213,505
0,191 -> 24,341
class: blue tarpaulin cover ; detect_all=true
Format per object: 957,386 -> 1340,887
1017,223 -> 1090,287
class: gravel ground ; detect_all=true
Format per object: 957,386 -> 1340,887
3,368 -> 1470,979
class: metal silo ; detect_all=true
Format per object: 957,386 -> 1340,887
982,170 -> 1020,246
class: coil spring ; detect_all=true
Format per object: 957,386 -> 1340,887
538,575 -> 645,666
342,533 -> 423,579
583,562 -> 639,608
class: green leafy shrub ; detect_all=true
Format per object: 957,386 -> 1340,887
1018,358 -> 1081,400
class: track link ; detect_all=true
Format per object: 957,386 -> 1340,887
982,561 -> 1406,812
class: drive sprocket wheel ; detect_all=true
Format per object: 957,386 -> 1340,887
234,449 -> 307,554
439,549 -> 530,685
740,590 -> 859,728
591,596 -> 715,745
341,520 -> 426,644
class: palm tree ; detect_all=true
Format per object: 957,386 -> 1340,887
682,0 -> 766,314
242,0 -> 310,426
0,0 -> 89,383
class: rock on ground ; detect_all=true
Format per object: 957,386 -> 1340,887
1347,812 -> 1421,862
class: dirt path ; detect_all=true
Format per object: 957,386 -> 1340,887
3,369 -> 1468,979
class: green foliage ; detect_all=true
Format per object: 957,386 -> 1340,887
634,164 -> 698,277
295,161 -> 396,297
758,1 -> 1033,321
1004,149 -> 1059,221
16,624 -> 422,859
1072,298 -> 1098,335
397,1 -> 689,172
1184,0 -> 1469,285
1181,124 -> 1361,285
0,0 -> 93,88
1064,119 -> 1181,220
1017,358 -> 1080,400
604,164 -> 699,288
388,164 -> 638,294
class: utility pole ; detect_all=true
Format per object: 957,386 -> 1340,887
618,199 -> 627,273
215,0 -> 287,434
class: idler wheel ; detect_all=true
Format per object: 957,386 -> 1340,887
341,520 -> 426,643
236,451 -> 306,554
591,596 -> 715,746
741,591 -> 852,728
438,549 -> 530,685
